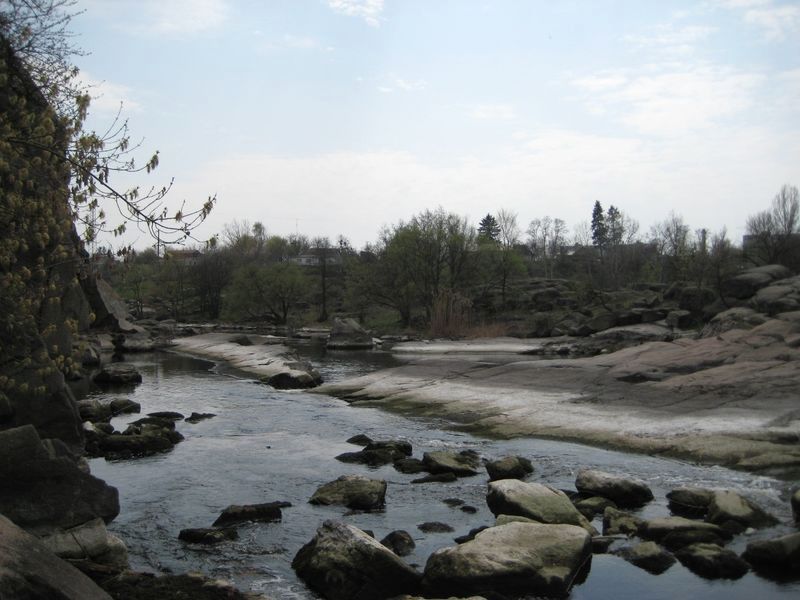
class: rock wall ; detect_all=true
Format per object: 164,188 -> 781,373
0,35 -> 91,450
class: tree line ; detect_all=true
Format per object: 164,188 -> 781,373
103,184 -> 800,331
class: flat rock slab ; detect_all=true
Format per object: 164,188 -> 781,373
172,333 -> 322,389
575,469 -> 653,508
103,571 -> 255,599
423,522 -> 591,598
292,520 -> 421,600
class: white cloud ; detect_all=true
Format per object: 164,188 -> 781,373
468,103 -> 517,120
79,73 -> 142,114
282,34 -> 320,50
624,23 -> 717,56
147,0 -> 229,35
573,65 -> 764,136
327,0 -> 384,27
377,75 -> 427,93
742,4 -> 800,40
716,0 -> 800,40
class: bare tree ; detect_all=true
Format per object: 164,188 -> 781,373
745,184 -> 800,267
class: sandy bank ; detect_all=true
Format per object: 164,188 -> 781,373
171,333 -> 321,388
316,315 -> 800,476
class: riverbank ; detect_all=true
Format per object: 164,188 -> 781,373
315,312 -> 800,477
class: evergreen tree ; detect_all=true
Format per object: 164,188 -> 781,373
591,201 -> 607,248
477,213 -> 500,242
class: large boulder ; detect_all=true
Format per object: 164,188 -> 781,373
380,530 -> 416,557
721,265 -> 793,300
0,425 -> 119,535
309,475 -> 387,510
575,469 -> 653,508
484,456 -> 533,481
0,514 -> 111,599
706,490 -> 778,531
93,363 -> 142,386
742,532 -> 800,577
292,520 -> 421,600
487,480 -> 595,533
699,307 -> 768,338
423,450 -> 481,477
422,522 -> 591,598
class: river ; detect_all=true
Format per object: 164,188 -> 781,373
88,347 -> 799,599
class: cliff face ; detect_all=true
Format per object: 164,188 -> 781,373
0,35 -> 92,450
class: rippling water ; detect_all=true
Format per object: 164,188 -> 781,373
88,348 -> 799,599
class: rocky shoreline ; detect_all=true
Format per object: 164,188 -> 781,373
316,309 -> 800,478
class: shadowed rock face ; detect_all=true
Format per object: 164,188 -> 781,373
0,425 -> 119,535
422,522 -> 591,598
0,514 -> 112,600
292,520 -> 421,600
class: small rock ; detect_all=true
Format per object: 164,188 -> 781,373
602,507 -> 644,536
309,475 -> 387,510
575,469 -> 653,508
380,530 -> 416,556
422,450 -> 481,477
212,501 -> 289,527
484,455 -> 533,481
109,398 -> 141,415
346,434 -> 373,446
394,458 -> 427,474
93,364 -> 142,385
454,526 -> 490,544
76,399 -> 112,423
130,416 -> 176,430
412,473 -> 457,484
147,411 -> 184,420
178,527 -> 238,545
460,505 -> 478,514
615,541 -> 676,575
418,522 -> 454,533
443,498 -> 465,507
666,487 -> 714,518
674,543 -> 749,580
184,412 -> 216,423
574,496 -> 617,520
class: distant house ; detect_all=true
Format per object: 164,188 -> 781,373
165,248 -> 201,265
290,249 -> 343,267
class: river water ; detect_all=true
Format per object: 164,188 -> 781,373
88,348 -> 799,599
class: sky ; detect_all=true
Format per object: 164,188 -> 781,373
72,0 -> 800,251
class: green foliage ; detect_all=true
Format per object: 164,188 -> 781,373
477,213 -> 500,242
591,201 -> 607,248
224,262 -> 306,325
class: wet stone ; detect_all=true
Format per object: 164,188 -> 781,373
418,522 -> 454,533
